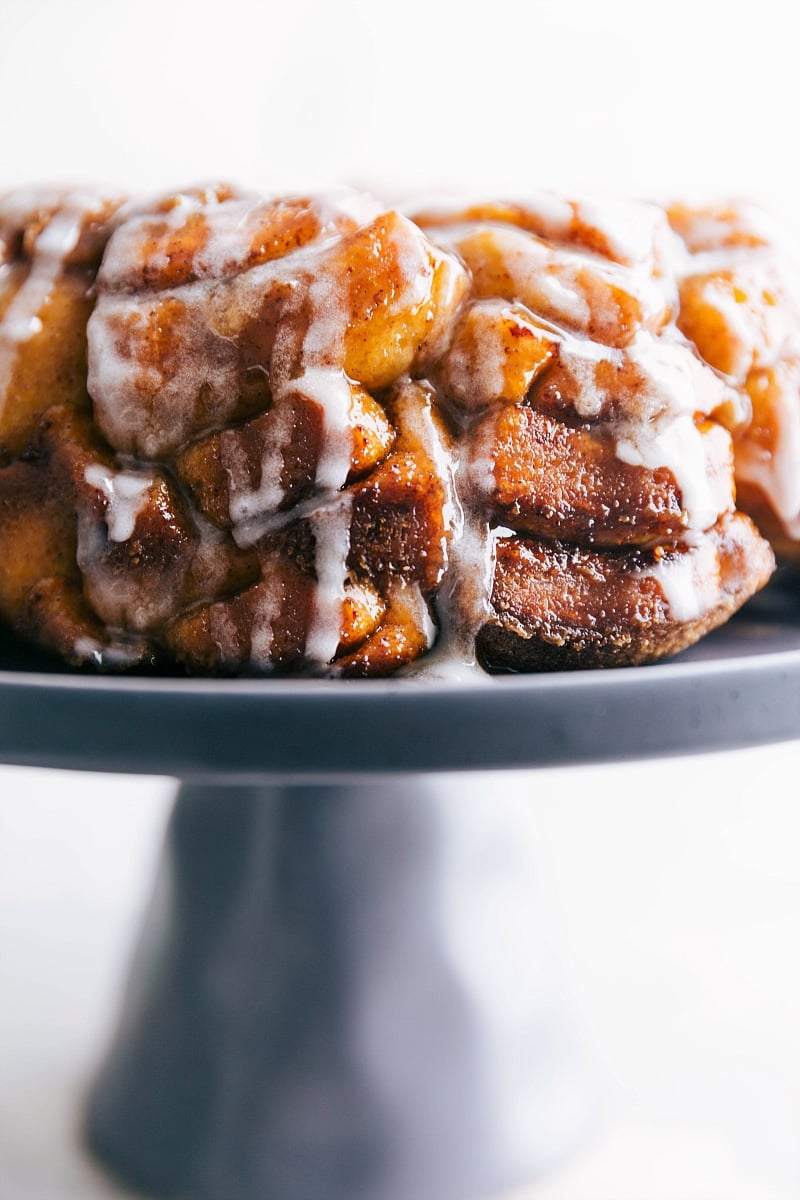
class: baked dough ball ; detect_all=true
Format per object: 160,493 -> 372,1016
668,200 -> 800,565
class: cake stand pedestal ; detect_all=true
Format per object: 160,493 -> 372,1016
85,778 -> 590,1200
2,585 -> 800,1200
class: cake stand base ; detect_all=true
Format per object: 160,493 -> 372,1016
85,778 -> 594,1200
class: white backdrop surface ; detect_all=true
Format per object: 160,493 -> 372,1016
1,1 -> 800,1196
1,0 -> 799,211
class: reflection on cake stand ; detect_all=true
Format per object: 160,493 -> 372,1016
1,584 -> 799,1200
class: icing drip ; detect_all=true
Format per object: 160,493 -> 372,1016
304,492 -> 355,669
640,538 -> 718,623
208,575 -> 284,671
409,404 -> 503,679
290,366 -> 352,493
208,601 -> 241,666
616,415 -> 716,530
398,579 -> 438,653
430,221 -> 669,342
564,332 -> 731,532
72,634 -> 152,670
736,362 -> 800,538
391,382 -> 459,577
249,582 -> 283,669
406,519 -> 506,682
667,206 -> 800,545
0,203 -> 84,421
224,423 -> 286,531
84,464 -> 154,542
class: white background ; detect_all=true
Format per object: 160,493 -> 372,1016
1,1 -> 800,1197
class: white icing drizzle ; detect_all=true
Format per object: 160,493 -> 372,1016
89,190 -> 379,459
536,265 -> 592,326
736,362 -> 800,538
72,634 -> 150,670
312,187 -> 384,231
559,335 -> 619,419
98,186 -> 382,289
669,210 -> 800,543
618,417 -> 716,530
572,197 -> 668,269
467,404 -> 501,501
624,336 -> 732,530
406,521 -> 511,682
432,220 -> 670,340
0,202 -> 84,422
249,582 -> 283,669
208,600 -> 242,665
444,511 -> 495,651
224,418 -> 286,531
393,382 -> 459,571
410,190 -> 669,270
639,538 -> 718,623
221,211 -> 439,543
555,331 -> 729,532
417,386 -> 507,677
304,492 -> 355,668
463,328 -> 506,406
291,367 -> 353,492
223,341 -> 354,535
84,463 -> 154,542
399,579 -> 437,651
209,575 -> 284,670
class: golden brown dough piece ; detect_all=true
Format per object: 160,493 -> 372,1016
667,201 -> 800,565
0,188 -> 126,458
0,184 -> 781,676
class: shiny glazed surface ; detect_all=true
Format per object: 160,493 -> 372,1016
0,185 -> 795,678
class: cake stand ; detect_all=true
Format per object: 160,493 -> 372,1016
2,582 -> 800,1200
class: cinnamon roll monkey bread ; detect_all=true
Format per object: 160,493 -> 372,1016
0,183 -> 788,677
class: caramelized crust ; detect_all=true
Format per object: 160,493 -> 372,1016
174,383 -> 395,527
482,406 -> 733,547
478,511 -> 774,671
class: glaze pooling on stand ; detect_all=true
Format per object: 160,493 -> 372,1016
0,184 -> 785,676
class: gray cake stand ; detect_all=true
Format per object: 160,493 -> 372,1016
2,582 -> 800,1200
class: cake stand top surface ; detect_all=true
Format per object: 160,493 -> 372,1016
1,584 -> 798,782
